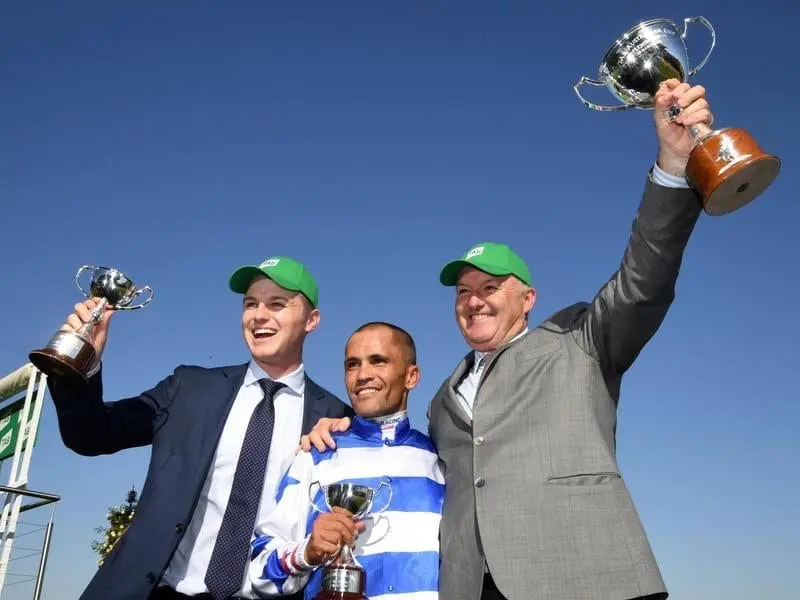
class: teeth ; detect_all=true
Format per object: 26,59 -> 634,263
357,388 -> 380,396
471,314 -> 490,320
254,328 -> 277,336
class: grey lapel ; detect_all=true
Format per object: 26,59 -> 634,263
444,353 -> 474,427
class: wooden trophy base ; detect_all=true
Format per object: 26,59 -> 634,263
314,563 -> 367,600
29,330 -> 96,386
686,127 -> 781,216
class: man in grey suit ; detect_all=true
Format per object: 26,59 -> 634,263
304,78 -> 714,600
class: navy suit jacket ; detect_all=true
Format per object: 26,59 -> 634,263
48,362 -> 354,600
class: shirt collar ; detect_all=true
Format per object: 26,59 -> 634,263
244,360 -> 305,396
472,327 -> 529,374
350,414 -> 411,443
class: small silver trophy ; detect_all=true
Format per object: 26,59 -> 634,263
308,481 -> 392,600
29,265 -> 153,385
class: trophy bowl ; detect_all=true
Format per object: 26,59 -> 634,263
574,17 -> 780,215
29,265 -> 153,385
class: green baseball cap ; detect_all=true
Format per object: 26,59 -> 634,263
439,242 -> 532,287
229,256 -> 319,307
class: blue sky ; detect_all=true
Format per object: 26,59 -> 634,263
1,1 -> 797,598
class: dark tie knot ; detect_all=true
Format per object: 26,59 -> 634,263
258,378 -> 287,401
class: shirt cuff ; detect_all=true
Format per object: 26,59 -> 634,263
651,162 -> 690,189
85,360 -> 102,378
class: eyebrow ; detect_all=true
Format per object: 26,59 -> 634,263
345,353 -> 391,362
457,277 -> 503,287
243,294 -> 291,303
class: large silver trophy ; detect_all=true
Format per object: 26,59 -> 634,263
29,266 -> 153,385
574,17 -> 780,215
308,481 -> 392,600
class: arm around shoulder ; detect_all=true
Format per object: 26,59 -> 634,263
47,364 -> 183,456
573,167 -> 702,375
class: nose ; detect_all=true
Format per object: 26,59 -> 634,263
466,293 -> 485,310
355,364 -> 376,384
253,302 -> 273,321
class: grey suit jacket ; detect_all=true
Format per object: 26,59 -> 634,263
428,175 -> 702,600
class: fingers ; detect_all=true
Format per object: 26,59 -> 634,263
654,82 -> 712,126
315,513 -> 358,547
61,299 -> 102,332
330,507 -> 365,533
332,416 -> 352,433
672,97 -> 713,128
655,81 -> 705,110
307,431 -> 329,452
310,532 -> 341,557
307,417 -> 351,451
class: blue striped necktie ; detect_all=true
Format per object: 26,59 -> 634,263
205,378 -> 286,600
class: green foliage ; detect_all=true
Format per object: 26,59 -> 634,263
91,487 -> 137,567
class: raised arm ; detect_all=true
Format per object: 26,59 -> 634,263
47,365 -> 179,456
572,80 -> 711,376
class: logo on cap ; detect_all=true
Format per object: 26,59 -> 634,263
465,246 -> 484,259
261,258 -> 280,268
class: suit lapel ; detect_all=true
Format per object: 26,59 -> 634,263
301,376 -> 327,435
444,353 -> 474,427
190,363 -> 248,501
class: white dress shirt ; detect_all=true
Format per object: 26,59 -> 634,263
161,360 -> 306,598
454,162 -> 689,420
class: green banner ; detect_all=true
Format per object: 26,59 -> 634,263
0,396 -> 40,462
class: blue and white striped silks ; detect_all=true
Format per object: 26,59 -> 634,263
248,415 -> 444,600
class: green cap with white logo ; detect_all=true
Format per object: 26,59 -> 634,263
439,242 -> 532,287
229,256 -> 319,307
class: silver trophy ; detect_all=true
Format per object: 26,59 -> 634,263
574,17 -> 780,215
308,481 -> 392,599
30,266 -> 153,385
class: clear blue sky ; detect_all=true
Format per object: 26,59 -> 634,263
1,1 -> 797,598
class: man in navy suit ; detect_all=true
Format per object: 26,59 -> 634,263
47,256 -> 354,600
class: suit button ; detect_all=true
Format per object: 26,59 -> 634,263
474,436 -> 485,446
175,522 -> 185,533
474,476 -> 486,488
146,572 -> 157,584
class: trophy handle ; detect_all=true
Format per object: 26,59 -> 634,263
75,265 -> 98,298
573,76 -> 634,112
369,481 -> 393,515
117,286 -> 154,311
682,16 -> 715,76
308,481 -> 330,514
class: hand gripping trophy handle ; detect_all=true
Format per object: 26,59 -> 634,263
29,265 -> 153,386
666,17 -> 717,139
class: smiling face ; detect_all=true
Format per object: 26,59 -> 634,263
241,275 -> 320,378
455,267 -> 536,353
344,325 -> 420,419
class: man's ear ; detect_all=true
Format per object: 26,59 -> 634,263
305,308 -> 321,333
405,364 -> 421,391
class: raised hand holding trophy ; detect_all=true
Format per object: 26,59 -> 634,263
574,16 -> 780,215
29,265 -> 153,385
308,481 -> 392,600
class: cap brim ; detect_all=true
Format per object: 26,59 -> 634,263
229,265 -> 309,303
439,259 -> 515,286
229,266 -> 267,293
439,260 -> 472,286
